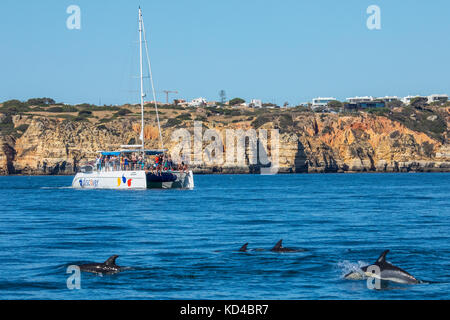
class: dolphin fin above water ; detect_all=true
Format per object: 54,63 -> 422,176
79,255 -> 122,275
271,239 -> 303,253
104,255 -> 119,266
376,250 -> 389,264
272,240 -> 283,251
344,250 -> 420,285
238,243 -> 249,252
370,250 -> 419,284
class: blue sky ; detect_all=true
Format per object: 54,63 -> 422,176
1,0 -> 449,105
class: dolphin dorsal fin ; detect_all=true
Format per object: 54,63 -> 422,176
272,240 -> 283,250
376,250 -> 389,264
104,255 -> 119,266
239,243 -> 248,252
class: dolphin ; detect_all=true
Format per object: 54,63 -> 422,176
238,243 -> 249,252
344,250 -> 419,284
236,243 -> 266,252
78,255 -> 123,275
270,240 -> 303,253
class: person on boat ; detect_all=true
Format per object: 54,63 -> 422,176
101,156 -> 106,172
95,155 -> 101,172
138,155 -> 144,170
161,154 -> 167,172
167,155 -> 174,171
131,153 -> 137,170
105,156 -> 110,172
109,156 -> 115,171
124,157 -> 129,171
150,159 -> 155,173
154,154 -> 161,175
112,156 -> 118,171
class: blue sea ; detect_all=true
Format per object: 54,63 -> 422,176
0,173 -> 449,300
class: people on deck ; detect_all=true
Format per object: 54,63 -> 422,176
105,156 -> 110,172
93,152 -> 186,173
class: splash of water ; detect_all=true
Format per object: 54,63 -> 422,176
337,260 -> 369,279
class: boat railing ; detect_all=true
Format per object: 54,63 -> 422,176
77,161 -> 190,174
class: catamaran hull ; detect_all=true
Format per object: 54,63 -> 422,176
72,170 -> 194,190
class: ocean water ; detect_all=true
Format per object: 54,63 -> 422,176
0,173 -> 449,300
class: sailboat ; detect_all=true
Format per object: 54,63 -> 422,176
72,7 -> 194,190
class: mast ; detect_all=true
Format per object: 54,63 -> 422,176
138,7 -> 145,156
141,13 -> 164,149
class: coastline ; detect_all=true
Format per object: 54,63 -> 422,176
2,167 -> 450,177
1,105 -> 449,176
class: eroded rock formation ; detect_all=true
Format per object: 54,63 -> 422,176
1,113 -> 449,175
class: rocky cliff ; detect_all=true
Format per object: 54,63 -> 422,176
1,107 -> 449,175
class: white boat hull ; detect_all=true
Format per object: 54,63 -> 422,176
72,170 -> 194,190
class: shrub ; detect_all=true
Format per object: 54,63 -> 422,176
1,100 -> 31,114
73,116 -> 89,122
3,100 -> 26,108
327,100 -> 343,111
251,115 -> 272,128
410,97 -> 428,109
78,110 -> 92,116
80,105 -> 119,111
421,142 -> 435,157
26,98 -> 55,106
98,117 -> 114,124
229,98 -> 245,106
163,118 -> 182,128
47,106 -> 64,113
0,114 -> 14,135
222,109 -> 242,116
279,114 -> 294,128
176,113 -> 192,120
292,106 -> 312,113
15,124 -> 29,132
61,105 -> 79,112
389,131 -> 400,139
321,126 -> 333,135
387,100 -> 403,109
97,125 -> 108,131
366,107 -> 390,116
387,108 -> 447,142
151,104 -> 185,110
76,103 -> 92,109
114,109 -> 132,117
144,110 -> 164,115
196,116 -> 207,122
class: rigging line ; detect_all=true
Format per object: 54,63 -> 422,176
141,16 -> 164,149
138,8 -> 145,155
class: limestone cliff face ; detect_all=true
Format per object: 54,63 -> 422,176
1,113 -> 449,175
275,114 -> 449,173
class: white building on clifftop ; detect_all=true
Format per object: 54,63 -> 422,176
189,97 -> 207,107
311,97 -> 336,109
